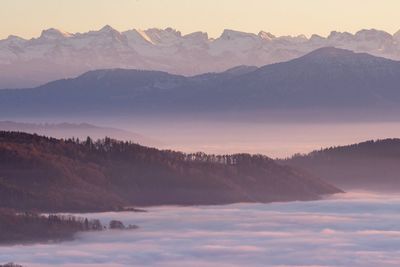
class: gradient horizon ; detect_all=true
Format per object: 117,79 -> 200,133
1,0 -> 400,39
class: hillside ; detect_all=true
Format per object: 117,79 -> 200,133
0,209 -> 102,244
0,131 -> 341,212
283,139 -> 400,191
1,48 -> 400,121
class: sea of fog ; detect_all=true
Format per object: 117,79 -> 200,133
1,192 -> 400,267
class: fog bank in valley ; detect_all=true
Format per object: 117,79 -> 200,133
1,192 -> 400,267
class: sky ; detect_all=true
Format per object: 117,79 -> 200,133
1,0 -> 400,39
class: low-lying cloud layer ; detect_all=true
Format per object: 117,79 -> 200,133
1,192 -> 400,267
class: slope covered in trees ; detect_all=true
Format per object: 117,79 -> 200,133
0,131 -> 341,212
283,139 -> 400,191
0,208 -> 102,244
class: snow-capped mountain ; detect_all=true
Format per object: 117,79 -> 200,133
1,25 -> 400,88
2,47 -> 400,121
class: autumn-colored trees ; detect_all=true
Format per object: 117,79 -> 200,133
0,131 -> 340,212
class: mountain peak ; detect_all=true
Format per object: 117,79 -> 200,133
7,35 -> 25,41
220,29 -> 258,40
99,25 -> 117,33
327,31 -> 354,41
295,47 -> 393,66
40,28 -> 72,39
95,25 -> 127,43
145,27 -> 181,35
122,29 -> 155,44
4,35 -> 26,44
354,29 -> 392,41
143,28 -> 182,44
310,34 -> 325,42
183,31 -> 209,42
303,47 -> 355,58
258,31 -> 276,40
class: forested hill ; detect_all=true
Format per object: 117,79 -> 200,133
283,139 -> 400,191
0,131 -> 340,212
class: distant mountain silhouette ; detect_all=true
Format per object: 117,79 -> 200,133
1,48 -> 400,120
216,47 -> 400,109
283,139 -> 400,191
0,131 -> 340,212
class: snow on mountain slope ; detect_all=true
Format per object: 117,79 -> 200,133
1,25 -> 400,88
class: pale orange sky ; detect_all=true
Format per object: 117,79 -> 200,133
1,0 -> 400,39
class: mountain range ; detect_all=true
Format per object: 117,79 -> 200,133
1,47 -> 400,121
1,26 -> 400,88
